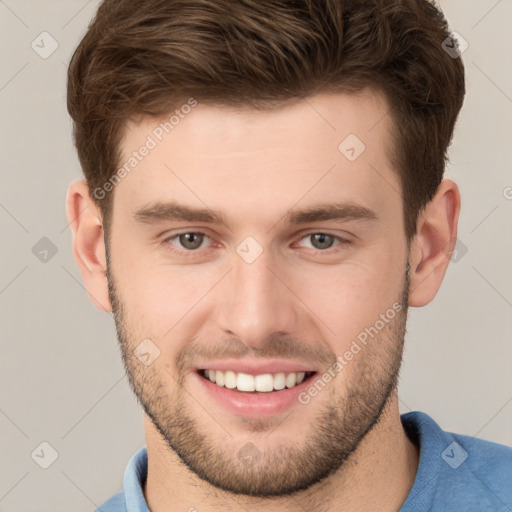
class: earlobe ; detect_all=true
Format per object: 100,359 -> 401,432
66,181 -> 112,313
408,179 -> 461,307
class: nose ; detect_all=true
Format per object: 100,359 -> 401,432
216,246 -> 299,349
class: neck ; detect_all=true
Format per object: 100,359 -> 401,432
143,392 -> 419,512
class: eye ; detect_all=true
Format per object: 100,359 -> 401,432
162,231 -> 350,257
165,232 -> 211,253
297,233 -> 349,252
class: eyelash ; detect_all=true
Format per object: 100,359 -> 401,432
162,231 -> 351,257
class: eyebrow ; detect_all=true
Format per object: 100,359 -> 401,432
133,201 -> 378,229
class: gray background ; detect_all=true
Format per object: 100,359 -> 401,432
1,1 -> 511,511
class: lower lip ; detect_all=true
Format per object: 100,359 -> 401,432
192,371 -> 316,417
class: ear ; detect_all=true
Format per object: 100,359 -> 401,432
65,180 -> 112,313
408,178 -> 461,307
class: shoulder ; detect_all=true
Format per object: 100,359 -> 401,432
94,490 -> 125,512
93,447 -> 148,512
403,410 -> 512,469
401,411 -> 512,511
450,429 -> 512,493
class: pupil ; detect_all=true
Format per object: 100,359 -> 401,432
313,233 -> 332,249
181,233 -> 202,249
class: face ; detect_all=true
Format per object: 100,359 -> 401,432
106,89 -> 411,496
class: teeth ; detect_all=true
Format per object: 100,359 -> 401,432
215,370 -> 225,386
203,369 -> 311,392
237,373 -> 255,392
273,372 -> 286,390
285,373 -> 296,388
255,374 -> 273,392
224,370 -> 237,389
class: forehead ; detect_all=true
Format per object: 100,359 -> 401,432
114,89 -> 400,228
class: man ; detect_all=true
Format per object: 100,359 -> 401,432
65,0 -> 511,510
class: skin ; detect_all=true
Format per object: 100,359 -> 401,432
67,88 -> 460,511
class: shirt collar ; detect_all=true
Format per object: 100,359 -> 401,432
121,412 -> 441,511
123,446 -> 150,512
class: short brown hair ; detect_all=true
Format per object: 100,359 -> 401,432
67,0 -> 465,241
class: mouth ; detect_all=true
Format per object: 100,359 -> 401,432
198,369 -> 318,393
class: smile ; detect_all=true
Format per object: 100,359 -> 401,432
199,369 -> 317,393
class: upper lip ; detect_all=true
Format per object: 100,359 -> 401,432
195,359 -> 318,375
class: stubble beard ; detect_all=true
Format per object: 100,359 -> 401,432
107,261 -> 410,497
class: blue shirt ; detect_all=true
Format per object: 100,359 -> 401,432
95,411 -> 512,511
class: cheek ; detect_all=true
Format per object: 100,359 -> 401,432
111,228 -> 406,355
294,257 -> 405,351
115,262 -> 219,348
